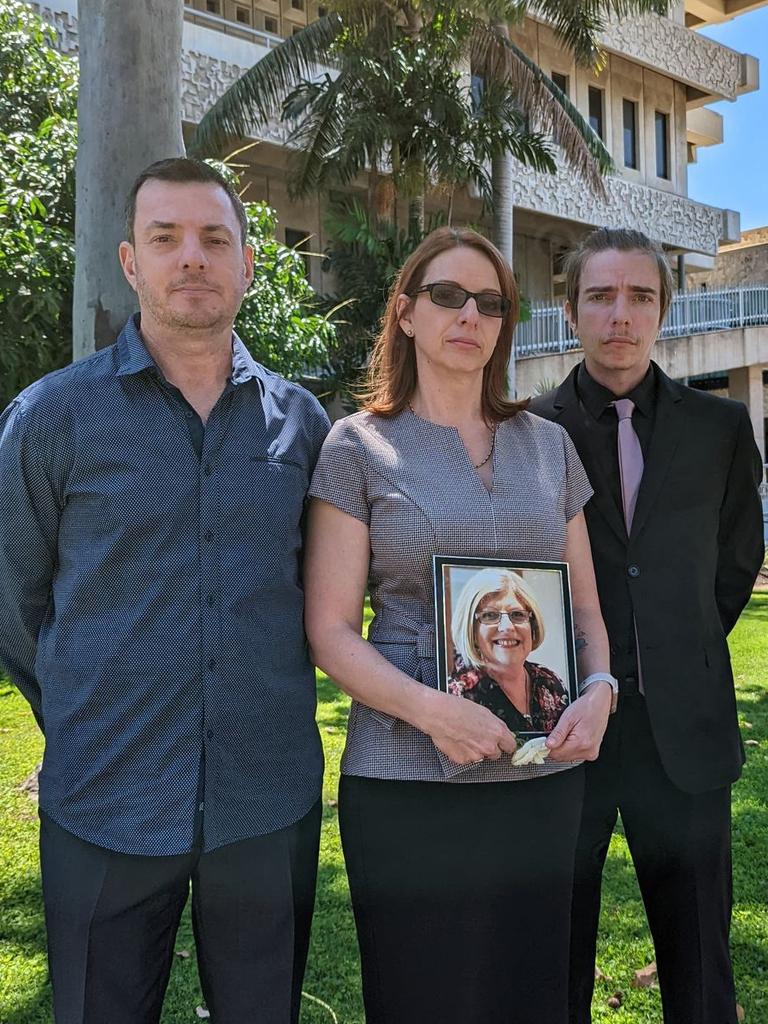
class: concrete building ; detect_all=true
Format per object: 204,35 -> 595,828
27,0 -> 768,465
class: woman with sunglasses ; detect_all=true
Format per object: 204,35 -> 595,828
448,567 -> 569,734
304,227 -> 614,1024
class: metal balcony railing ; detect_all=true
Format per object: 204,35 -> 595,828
514,284 -> 768,358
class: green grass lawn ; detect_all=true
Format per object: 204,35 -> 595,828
1,595 -> 766,1023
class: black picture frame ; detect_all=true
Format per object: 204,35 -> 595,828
433,555 -> 578,737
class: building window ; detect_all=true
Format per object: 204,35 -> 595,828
588,86 -> 604,140
235,6 -> 250,24
655,110 -> 670,179
622,99 -> 638,169
205,0 -> 220,12
291,24 -> 302,34
286,228 -> 311,278
551,71 -> 569,97
318,5 -> 328,16
264,15 -> 278,32
291,0 -> 304,9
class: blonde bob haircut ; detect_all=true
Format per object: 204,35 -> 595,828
451,567 -> 545,671
360,226 -> 528,420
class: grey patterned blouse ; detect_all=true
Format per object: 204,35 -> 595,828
308,407 -> 593,783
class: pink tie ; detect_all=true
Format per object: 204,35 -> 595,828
614,398 -> 645,693
613,398 -> 644,531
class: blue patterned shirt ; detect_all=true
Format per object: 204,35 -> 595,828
0,316 -> 329,854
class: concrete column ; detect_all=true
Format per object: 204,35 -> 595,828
729,364 -> 766,465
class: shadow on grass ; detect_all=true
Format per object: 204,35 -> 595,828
0,870 -> 52,1024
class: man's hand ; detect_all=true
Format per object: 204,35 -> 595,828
426,693 -> 518,765
545,681 -> 612,762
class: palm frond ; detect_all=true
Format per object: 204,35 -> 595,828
285,73 -> 353,197
471,22 -> 612,194
189,13 -> 343,157
532,0 -> 669,67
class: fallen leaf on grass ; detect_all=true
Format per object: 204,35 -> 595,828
326,798 -> 338,808
607,992 -> 622,1009
742,721 -> 753,729
736,1004 -> 745,1022
745,740 -> 759,747
175,949 -> 190,959
195,1007 -> 210,1019
632,961 -> 658,988
595,965 -> 610,982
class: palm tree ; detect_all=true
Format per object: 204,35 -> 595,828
190,0 -> 666,240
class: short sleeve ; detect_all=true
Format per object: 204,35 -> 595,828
562,429 -> 594,521
308,416 -> 370,525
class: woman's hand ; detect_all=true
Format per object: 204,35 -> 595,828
421,691 -> 518,765
544,681 -> 612,762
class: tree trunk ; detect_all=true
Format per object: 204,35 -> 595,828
491,153 -> 514,265
492,153 -> 516,396
407,192 -> 424,239
489,16 -> 516,395
73,0 -> 185,358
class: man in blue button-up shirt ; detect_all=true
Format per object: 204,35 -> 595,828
0,158 -> 330,1023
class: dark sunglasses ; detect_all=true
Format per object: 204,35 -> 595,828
410,282 -> 511,318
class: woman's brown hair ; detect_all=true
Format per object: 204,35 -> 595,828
360,227 -> 527,420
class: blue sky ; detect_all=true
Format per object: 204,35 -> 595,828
687,8 -> 768,230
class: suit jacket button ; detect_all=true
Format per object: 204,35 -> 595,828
627,564 -> 640,578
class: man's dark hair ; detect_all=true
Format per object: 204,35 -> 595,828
564,227 -> 673,325
124,157 -> 248,247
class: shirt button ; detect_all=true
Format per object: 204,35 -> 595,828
627,564 -> 640,578
206,729 -> 214,740
204,530 -> 214,542
207,593 -> 215,606
208,658 -> 217,672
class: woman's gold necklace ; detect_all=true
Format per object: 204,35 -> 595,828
408,401 -> 497,469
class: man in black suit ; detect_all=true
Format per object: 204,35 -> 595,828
529,227 -> 764,1024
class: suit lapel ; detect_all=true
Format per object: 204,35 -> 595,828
629,366 -> 684,540
551,367 -> 628,545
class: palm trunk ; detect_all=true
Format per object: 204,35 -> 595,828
490,15 -> 516,397
491,154 -> 514,265
73,0 -> 185,358
406,157 -> 426,238
408,192 -> 425,238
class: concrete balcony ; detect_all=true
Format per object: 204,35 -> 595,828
687,106 -> 724,149
685,0 -> 768,28
29,0 -> 295,145
507,157 -> 739,255
598,11 -> 758,104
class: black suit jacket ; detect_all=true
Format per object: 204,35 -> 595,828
529,362 -> 764,793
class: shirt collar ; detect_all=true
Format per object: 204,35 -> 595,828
576,361 -> 656,421
115,314 -> 266,396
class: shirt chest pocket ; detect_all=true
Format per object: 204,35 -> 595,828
222,457 -> 310,541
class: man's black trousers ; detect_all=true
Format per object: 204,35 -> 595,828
569,694 -> 737,1024
39,800 -> 321,1024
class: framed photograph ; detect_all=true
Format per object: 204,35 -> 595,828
433,555 -> 578,737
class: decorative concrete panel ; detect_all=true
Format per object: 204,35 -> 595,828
510,158 -> 735,254
598,14 -> 744,100
181,50 -> 291,145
